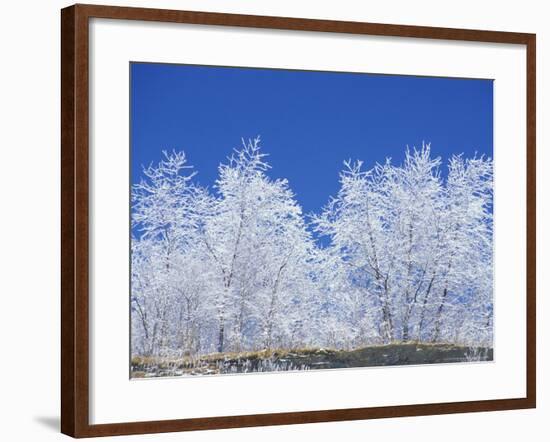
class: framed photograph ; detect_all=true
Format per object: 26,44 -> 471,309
61,4 -> 536,437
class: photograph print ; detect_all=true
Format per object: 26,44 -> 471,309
130,63 -> 494,378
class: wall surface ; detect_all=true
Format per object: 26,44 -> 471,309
0,0 -> 546,440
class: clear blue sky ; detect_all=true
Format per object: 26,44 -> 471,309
131,62 -> 493,217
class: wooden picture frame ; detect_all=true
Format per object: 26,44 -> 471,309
61,3 -> 536,437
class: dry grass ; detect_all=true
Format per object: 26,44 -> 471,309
130,342 -> 493,378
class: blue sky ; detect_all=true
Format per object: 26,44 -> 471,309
131,62 -> 493,217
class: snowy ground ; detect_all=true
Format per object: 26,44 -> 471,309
131,343 -> 493,378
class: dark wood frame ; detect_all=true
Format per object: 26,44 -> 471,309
61,3 -> 536,438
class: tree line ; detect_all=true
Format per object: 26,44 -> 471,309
131,137 -> 493,358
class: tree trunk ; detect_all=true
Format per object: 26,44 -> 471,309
217,320 -> 225,353
417,273 -> 436,341
432,287 -> 448,342
402,313 -> 411,341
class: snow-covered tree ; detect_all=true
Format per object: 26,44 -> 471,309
199,137 -> 319,352
131,151 -> 215,356
313,144 -> 493,346
131,139 -> 494,361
